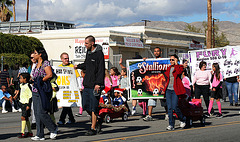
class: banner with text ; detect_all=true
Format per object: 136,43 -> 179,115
189,46 -> 240,79
126,58 -> 170,99
52,66 -> 81,107
74,37 -> 109,59
124,37 -> 144,48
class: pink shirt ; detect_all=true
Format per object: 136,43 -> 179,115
212,73 -> 223,88
182,76 -> 191,90
192,70 -> 212,86
105,77 -> 112,88
111,75 -> 118,87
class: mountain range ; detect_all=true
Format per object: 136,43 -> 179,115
126,21 -> 240,46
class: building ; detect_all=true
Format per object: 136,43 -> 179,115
1,21 -> 205,69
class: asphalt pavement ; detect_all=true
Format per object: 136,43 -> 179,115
0,99 -> 240,142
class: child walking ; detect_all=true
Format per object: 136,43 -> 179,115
18,73 -> 33,138
75,70 -> 86,117
110,67 -> 120,99
208,63 -> 223,118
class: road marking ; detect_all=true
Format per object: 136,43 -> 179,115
93,121 -> 240,142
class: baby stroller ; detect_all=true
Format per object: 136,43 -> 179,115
174,96 -> 205,128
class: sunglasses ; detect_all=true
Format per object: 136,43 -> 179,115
170,59 -> 175,61
64,58 -> 69,60
30,57 -> 34,59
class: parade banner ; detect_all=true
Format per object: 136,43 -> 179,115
126,58 -> 170,99
52,66 -> 81,107
189,46 -> 240,79
74,37 -> 109,59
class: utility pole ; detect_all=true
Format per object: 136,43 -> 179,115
212,18 -> 219,48
207,0 -> 212,49
26,0 -> 29,21
141,20 -> 151,26
13,0 -> 16,21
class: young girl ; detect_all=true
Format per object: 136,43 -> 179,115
208,63 -> 223,118
105,69 -> 112,89
110,67 -> 120,99
18,73 -> 33,138
76,70 -> 86,117
182,70 -> 192,100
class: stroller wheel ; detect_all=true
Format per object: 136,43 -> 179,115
105,114 -> 111,123
122,113 -> 128,121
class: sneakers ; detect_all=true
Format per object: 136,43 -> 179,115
75,113 -> 82,117
66,120 -> 75,124
230,103 -> 233,106
26,132 -> 33,137
31,136 -> 45,141
165,114 -> 169,121
85,128 -> 97,136
31,123 -> 36,130
235,103 -> 238,106
2,110 -> 8,113
18,133 -> 25,138
180,121 -> 186,128
166,125 -> 175,131
132,106 -> 136,115
18,108 -> 22,112
50,127 -> 58,139
204,113 -> 210,118
143,115 -> 153,121
12,108 -> 18,112
57,121 -> 64,125
216,113 -> 223,119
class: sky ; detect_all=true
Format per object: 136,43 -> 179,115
9,0 -> 240,28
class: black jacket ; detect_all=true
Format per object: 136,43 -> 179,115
77,44 -> 105,89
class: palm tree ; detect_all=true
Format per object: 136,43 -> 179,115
0,0 -> 13,22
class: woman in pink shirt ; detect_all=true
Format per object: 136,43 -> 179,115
192,61 -> 213,116
208,63 -> 223,118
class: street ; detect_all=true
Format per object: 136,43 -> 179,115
0,100 -> 240,142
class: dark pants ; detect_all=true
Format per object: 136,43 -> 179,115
59,107 -> 75,123
32,92 -> 57,138
166,89 -> 185,127
195,84 -> 212,112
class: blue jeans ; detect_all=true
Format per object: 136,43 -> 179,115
166,89 -> 185,127
32,92 -> 57,138
226,81 -> 239,104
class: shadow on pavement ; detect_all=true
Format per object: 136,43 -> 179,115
0,133 -> 19,140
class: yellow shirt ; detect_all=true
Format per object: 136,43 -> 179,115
19,83 -> 32,104
51,82 -> 57,99
58,63 -> 80,78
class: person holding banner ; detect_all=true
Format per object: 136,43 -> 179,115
162,54 -> 186,131
74,35 -> 105,136
57,52 -> 79,125
192,61 -> 213,117
225,76 -> 239,106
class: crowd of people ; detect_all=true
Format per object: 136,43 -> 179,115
0,35 -> 240,140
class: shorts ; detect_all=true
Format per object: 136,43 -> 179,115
210,88 -> 222,99
148,99 -> 157,107
21,104 -> 31,118
82,88 -> 100,114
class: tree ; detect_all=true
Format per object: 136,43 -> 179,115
184,24 -> 202,33
0,0 -> 13,22
184,21 -> 229,48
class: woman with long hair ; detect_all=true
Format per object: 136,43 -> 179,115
31,47 -> 58,140
208,63 -> 223,118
